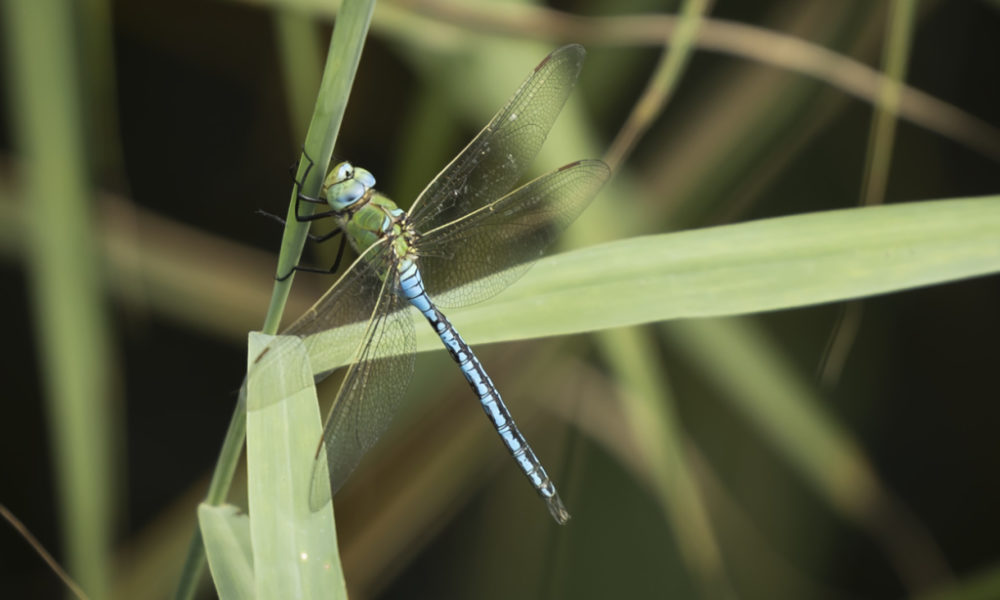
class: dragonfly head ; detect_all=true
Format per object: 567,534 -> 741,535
323,161 -> 376,211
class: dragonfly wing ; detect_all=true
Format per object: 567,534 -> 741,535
306,271 -> 416,510
408,45 -> 586,232
419,159 -> 609,308
284,243 -> 390,345
276,242 -> 416,510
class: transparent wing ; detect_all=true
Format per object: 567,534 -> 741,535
307,276 -> 415,509
408,44 -> 586,232
283,241 -> 395,346
418,159 -> 609,308
279,244 -> 416,510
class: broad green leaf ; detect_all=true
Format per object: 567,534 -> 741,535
246,333 -> 346,600
198,504 -> 254,600
298,195 -> 1000,375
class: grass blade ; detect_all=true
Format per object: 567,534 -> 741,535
198,504 -> 255,600
246,333 -> 346,600
298,195 -> 1000,375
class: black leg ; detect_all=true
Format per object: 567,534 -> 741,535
292,148 -> 334,223
277,264 -> 334,282
329,235 -> 347,271
295,207 -> 342,222
310,228 -> 345,245
272,147 -> 351,281
255,209 -> 345,243
275,237 -> 347,281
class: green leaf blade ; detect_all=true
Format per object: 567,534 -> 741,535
198,504 -> 255,600
300,195 -> 1000,377
245,333 -> 346,600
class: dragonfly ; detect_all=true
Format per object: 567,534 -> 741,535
272,44 -> 609,524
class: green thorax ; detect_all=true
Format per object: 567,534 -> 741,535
341,192 -> 411,257
322,161 -> 416,273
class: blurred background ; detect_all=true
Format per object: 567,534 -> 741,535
1,0 -> 999,598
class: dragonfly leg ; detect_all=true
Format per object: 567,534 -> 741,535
307,228 -> 344,244
294,207 -> 341,222
292,147 -> 341,222
275,235 -> 348,281
290,146 -> 315,186
273,148 -> 351,281
255,209 -> 344,243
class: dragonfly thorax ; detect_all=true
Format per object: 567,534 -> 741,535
332,166 -> 415,262
323,161 -> 377,211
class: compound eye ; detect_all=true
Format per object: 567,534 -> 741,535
335,162 -> 354,181
357,168 -> 376,189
